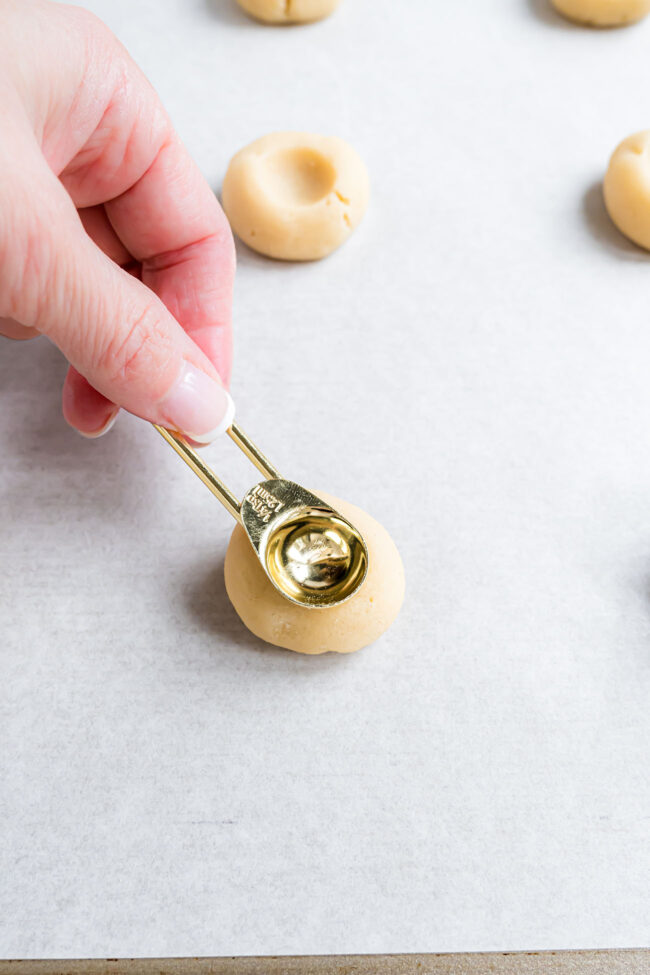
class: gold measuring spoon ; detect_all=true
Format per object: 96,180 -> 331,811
154,422 -> 369,609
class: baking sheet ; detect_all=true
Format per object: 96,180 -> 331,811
2,0 -> 650,960
1,950 -> 649,975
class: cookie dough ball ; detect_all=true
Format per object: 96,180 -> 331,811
550,0 -> 650,25
224,493 -> 404,654
603,131 -> 650,249
222,132 -> 369,261
236,0 -> 341,23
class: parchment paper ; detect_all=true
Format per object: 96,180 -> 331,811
1,0 -> 649,960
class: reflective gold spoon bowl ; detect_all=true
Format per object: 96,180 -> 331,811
154,422 -> 368,608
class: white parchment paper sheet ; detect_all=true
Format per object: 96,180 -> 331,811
1,0 -> 649,960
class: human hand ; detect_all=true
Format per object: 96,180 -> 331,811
0,0 -> 235,441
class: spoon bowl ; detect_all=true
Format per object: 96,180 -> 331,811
240,480 -> 369,609
154,424 -> 369,609
263,505 -> 368,607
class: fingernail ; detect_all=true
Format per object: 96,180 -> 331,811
77,409 -> 120,439
160,362 -> 235,444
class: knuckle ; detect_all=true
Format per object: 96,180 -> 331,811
100,304 -> 176,395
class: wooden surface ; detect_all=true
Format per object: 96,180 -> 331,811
0,951 -> 648,975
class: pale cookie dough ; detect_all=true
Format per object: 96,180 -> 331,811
603,130 -> 650,249
236,0 -> 341,24
221,132 -> 369,261
551,0 -> 650,25
224,493 -> 405,654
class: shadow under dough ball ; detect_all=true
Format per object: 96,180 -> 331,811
225,493 -> 405,654
604,130 -> 650,249
551,0 -> 650,25
221,132 -> 369,261
236,0 -> 341,24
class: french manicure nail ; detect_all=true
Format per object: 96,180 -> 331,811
77,409 -> 120,439
160,362 -> 235,444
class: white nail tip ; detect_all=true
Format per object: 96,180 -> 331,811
186,392 -> 236,445
77,411 -> 120,439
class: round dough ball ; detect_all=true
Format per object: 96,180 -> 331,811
550,0 -> 650,25
222,132 -> 369,261
236,0 -> 341,23
603,130 -> 650,249
224,493 -> 404,654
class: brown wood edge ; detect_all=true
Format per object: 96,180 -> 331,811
0,949 -> 648,975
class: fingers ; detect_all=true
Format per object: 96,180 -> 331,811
78,205 -> 132,267
1,10 -> 235,435
56,240 -> 233,442
64,205 -> 127,435
59,56 -> 235,384
100,134 -> 235,385
62,366 -> 119,438
52,238 -> 234,441
0,317 -> 37,341
1,150 -> 234,442
140,228 -> 234,387
72,192 -> 234,430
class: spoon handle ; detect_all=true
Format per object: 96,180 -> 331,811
227,424 -> 280,480
153,422 -> 282,525
153,424 -> 242,523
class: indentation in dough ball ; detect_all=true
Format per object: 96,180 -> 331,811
264,148 -> 337,205
236,0 -> 341,25
551,0 -> 650,25
221,132 -> 369,261
603,130 -> 650,249
224,493 -> 405,655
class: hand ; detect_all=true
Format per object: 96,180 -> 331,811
0,0 -> 235,441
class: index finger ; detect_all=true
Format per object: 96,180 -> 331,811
105,133 -> 235,385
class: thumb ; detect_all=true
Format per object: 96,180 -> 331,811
3,165 -> 234,444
